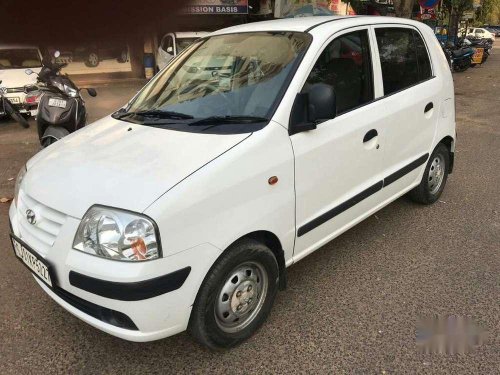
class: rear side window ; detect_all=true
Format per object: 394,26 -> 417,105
375,28 -> 432,96
304,29 -> 374,115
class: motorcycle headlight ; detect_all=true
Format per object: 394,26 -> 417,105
14,165 -> 27,207
73,206 -> 161,262
64,85 -> 78,98
52,80 -> 65,93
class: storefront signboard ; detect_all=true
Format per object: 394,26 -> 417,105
184,0 -> 249,14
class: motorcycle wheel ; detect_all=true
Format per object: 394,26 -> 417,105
453,61 -> 470,72
41,137 -> 57,148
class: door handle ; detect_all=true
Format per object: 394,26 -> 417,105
363,129 -> 378,143
424,102 -> 434,113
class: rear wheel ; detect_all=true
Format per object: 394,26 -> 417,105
189,239 -> 279,349
408,143 -> 450,205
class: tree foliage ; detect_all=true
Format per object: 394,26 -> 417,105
442,0 -> 474,17
475,0 -> 500,24
393,0 -> 415,18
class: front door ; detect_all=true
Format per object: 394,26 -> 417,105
291,28 -> 387,261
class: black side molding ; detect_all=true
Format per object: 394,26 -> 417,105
69,267 -> 191,301
298,154 -> 430,237
383,154 -> 429,187
298,181 -> 383,237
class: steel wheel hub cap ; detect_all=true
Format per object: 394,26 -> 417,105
215,261 -> 268,333
428,154 -> 445,194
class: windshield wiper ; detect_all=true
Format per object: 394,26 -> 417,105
113,109 -> 194,120
189,115 -> 269,126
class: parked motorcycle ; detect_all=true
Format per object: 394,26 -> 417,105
0,80 -> 30,128
441,41 -> 475,72
25,51 -> 97,147
461,37 -> 493,66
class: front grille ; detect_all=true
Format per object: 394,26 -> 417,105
17,191 -> 66,254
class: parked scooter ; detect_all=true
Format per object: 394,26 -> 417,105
461,37 -> 492,66
25,51 -> 97,147
441,41 -> 475,72
0,80 -> 30,128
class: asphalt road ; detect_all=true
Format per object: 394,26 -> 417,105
0,47 -> 499,374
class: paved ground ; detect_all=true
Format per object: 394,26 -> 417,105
0,47 -> 498,374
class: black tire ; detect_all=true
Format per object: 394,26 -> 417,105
188,239 -> 279,349
85,51 -> 99,68
41,136 -> 57,148
408,143 -> 450,205
117,49 -> 128,63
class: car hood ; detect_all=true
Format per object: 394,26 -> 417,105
0,67 -> 40,88
24,117 -> 250,218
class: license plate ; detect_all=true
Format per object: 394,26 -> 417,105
11,235 -> 53,287
8,97 -> 20,104
48,98 -> 67,108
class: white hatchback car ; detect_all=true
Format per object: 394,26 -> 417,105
10,16 -> 455,349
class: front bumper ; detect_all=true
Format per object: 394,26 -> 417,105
9,199 -> 221,342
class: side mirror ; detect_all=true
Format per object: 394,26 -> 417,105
54,50 -> 61,58
166,46 -> 174,54
289,83 -> 336,136
25,68 -> 33,75
86,88 -> 97,97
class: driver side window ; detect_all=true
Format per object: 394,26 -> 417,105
303,29 -> 374,115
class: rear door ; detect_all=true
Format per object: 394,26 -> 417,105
372,25 -> 438,192
292,27 -> 388,261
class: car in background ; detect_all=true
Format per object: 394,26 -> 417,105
0,45 -> 42,118
466,28 -> 495,42
156,31 -> 209,70
46,41 -> 129,68
484,26 -> 500,37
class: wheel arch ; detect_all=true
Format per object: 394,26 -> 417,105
228,231 -> 287,290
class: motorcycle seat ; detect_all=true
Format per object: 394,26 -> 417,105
452,49 -> 472,58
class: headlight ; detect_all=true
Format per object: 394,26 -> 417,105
73,206 -> 161,262
64,85 -> 78,97
14,165 -> 27,207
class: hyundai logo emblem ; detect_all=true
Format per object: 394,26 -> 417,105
26,209 -> 36,225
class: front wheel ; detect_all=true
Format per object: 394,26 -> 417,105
408,143 -> 450,205
41,136 -> 58,148
188,239 -> 279,349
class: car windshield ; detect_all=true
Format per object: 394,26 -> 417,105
0,48 -> 41,69
123,32 -> 311,133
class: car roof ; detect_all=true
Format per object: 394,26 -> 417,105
0,44 -> 40,50
209,16 -> 428,36
174,31 -> 210,39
